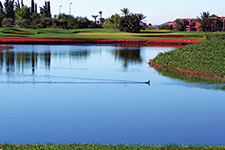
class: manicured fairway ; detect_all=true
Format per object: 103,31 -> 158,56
0,28 -> 205,40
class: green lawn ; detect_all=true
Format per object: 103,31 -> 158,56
0,27 -> 207,40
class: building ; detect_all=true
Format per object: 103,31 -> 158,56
168,18 -> 201,31
152,26 -> 160,30
140,23 -> 147,29
168,16 -> 225,31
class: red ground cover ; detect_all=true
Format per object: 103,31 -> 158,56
0,38 -> 201,46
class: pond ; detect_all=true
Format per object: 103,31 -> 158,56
0,44 -> 224,145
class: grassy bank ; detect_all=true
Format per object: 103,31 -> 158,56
152,37 -> 225,76
1,144 -> 225,150
0,28 -> 206,40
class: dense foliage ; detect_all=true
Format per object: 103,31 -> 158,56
103,8 -> 146,33
159,24 -> 173,30
153,37 -> 225,76
0,0 -> 101,29
0,144 -> 225,150
175,19 -> 188,31
197,12 -> 217,32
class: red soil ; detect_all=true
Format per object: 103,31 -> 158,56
149,59 -> 225,81
0,38 -> 201,46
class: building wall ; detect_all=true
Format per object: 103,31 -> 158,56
168,17 -> 225,31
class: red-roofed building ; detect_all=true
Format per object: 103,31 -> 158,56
168,16 -> 225,31
140,23 -> 147,29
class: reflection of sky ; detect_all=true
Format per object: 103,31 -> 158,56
0,45 -> 225,145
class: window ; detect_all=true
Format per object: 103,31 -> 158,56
190,23 -> 196,27
217,22 -> 223,27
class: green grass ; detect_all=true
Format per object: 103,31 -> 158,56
1,27 -> 225,41
0,144 -> 225,150
140,30 -> 174,33
152,37 -> 225,76
0,28 -> 206,39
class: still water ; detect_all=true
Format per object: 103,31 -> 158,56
0,44 -> 224,145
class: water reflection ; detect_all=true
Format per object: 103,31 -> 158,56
0,49 -> 90,74
0,51 -> 50,74
113,48 -> 142,68
155,67 -> 225,91
0,46 -> 143,74
1,45 -> 225,145
69,50 -> 90,59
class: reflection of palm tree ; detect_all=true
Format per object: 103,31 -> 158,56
31,52 -> 37,74
114,48 -> 142,68
5,52 -> 15,73
120,7 -> 129,16
92,15 -> 99,23
69,50 -> 90,59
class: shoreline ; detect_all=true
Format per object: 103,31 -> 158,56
0,38 -> 201,45
149,59 -> 225,82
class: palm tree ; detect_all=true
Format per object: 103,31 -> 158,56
21,0 -> 24,7
135,13 -> 147,23
14,0 -> 20,9
40,1 -> 51,18
120,7 -> 129,16
197,11 -> 215,32
31,0 -> 34,13
92,15 -> 98,23
99,11 -> 102,24
175,19 -> 187,31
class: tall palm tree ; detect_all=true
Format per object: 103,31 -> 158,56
99,11 -> 102,24
92,15 -> 98,23
197,11 -> 215,32
120,7 -> 129,16
21,0 -> 24,7
40,1 -> 51,18
31,0 -> 34,13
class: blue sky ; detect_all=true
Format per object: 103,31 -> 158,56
21,0 -> 225,25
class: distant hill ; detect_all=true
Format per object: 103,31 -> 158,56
152,22 -> 168,27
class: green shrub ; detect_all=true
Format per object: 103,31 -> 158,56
159,24 -> 173,30
2,18 -> 14,27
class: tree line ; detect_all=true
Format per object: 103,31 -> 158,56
0,0 -> 146,32
0,0 -> 102,29
0,1 -> 146,32
103,8 -> 146,33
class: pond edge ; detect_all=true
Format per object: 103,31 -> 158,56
148,59 -> 225,82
